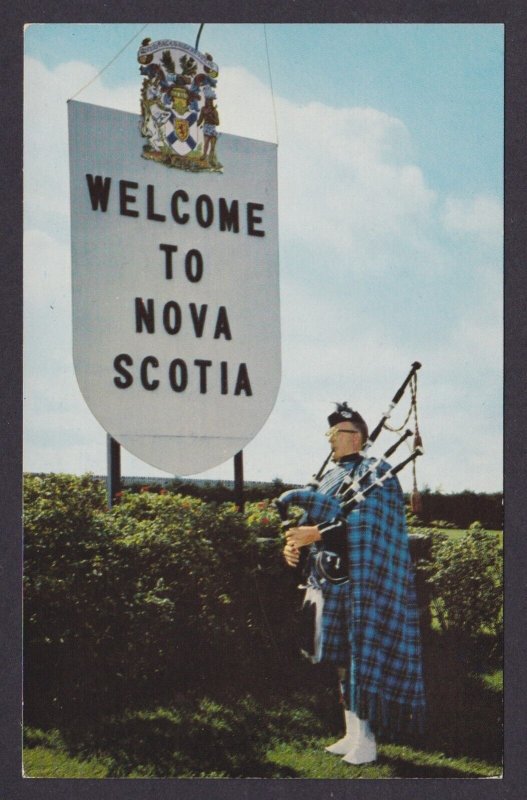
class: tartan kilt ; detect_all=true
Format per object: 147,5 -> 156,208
319,580 -> 351,665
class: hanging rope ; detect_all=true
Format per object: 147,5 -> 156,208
263,24 -> 279,145
384,373 -> 416,435
385,373 -> 423,515
68,23 -> 150,101
410,375 -> 423,514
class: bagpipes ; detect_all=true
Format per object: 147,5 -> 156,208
274,362 -> 423,584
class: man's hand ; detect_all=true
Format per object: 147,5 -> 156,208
286,526 -> 321,548
283,540 -> 300,567
283,526 -> 321,568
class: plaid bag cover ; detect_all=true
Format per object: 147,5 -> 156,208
282,457 -> 426,735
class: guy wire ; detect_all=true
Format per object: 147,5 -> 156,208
195,23 -> 205,50
69,23 -> 150,101
263,23 -> 279,145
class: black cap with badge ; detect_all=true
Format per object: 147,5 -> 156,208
327,402 -> 369,442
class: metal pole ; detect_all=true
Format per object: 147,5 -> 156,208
234,450 -> 244,512
106,434 -> 121,507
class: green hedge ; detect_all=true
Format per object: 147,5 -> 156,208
24,474 -> 502,724
24,475 -> 300,721
427,529 -> 503,641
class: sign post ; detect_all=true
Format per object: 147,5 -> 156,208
233,450 -> 244,512
106,434 -> 121,507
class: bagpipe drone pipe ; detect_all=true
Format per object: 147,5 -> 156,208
274,362 -> 423,585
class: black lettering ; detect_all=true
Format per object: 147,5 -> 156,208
140,356 -> 159,390
86,174 -> 111,212
163,301 -> 182,334
120,180 -> 139,217
219,198 -> 240,233
184,249 -> 203,283
220,361 -> 228,395
113,353 -> 133,388
135,298 -> 155,333
147,184 -> 166,222
196,194 -> 214,228
214,306 -> 232,340
159,244 -> 178,280
171,189 -> 190,224
194,359 -> 212,393
189,303 -> 208,337
234,363 -> 252,396
247,202 -> 265,237
169,358 -> 188,392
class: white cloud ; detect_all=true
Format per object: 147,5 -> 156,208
273,96 -> 438,271
442,193 -> 502,246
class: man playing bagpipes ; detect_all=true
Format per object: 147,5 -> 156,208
280,395 -> 426,765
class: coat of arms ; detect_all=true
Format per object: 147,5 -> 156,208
137,38 -> 222,172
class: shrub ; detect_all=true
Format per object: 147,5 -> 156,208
427,528 -> 503,641
24,473 -> 115,715
105,492 -> 262,679
24,475 -> 503,726
244,499 -> 282,536
23,477 -> 300,720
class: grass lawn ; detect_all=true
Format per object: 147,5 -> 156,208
411,527 -> 502,542
24,733 -> 501,780
445,528 -> 502,543
23,652 -> 502,779
24,745 -> 111,778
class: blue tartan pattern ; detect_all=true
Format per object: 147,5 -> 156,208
280,458 -> 426,734
317,577 -> 350,662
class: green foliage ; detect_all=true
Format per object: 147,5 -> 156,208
429,519 -> 456,529
23,476 -> 503,777
244,499 -> 281,535
105,492 -> 261,678
427,529 -> 503,640
23,476 -> 301,721
405,506 -> 423,528
24,473 -> 113,710
24,474 -> 503,752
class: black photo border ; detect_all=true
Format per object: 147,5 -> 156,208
3,1 -> 524,798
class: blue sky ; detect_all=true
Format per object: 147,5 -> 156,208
24,22 -> 503,492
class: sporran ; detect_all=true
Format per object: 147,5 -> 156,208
299,583 -> 324,663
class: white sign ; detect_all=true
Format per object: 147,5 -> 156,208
68,100 -> 280,475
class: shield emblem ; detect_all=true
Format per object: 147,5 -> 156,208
138,39 -> 222,172
175,118 -> 190,141
68,101 -> 280,476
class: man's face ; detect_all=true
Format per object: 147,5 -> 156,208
326,423 -> 362,461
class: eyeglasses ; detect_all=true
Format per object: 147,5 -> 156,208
325,427 -> 359,438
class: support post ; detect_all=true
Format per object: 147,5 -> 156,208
107,434 -> 121,508
234,450 -> 244,512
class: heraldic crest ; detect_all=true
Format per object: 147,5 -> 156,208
138,39 -> 222,172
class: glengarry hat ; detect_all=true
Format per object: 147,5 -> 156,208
327,402 -> 368,434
